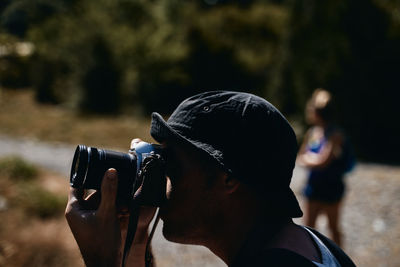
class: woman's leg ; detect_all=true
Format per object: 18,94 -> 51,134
325,201 -> 342,247
305,200 -> 322,228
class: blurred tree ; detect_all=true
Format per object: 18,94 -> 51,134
0,0 -> 398,162
81,36 -> 121,114
0,34 -> 32,88
285,0 -> 350,113
335,0 -> 400,163
284,0 -> 400,163
0,0 -> 71,38
0,1 -> 12,15
30,56 -> 63,103
28,0 -> 123,108
182,3 -> 290,108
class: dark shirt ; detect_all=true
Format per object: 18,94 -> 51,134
232,247 -> 317,267
230,224 -> 356,267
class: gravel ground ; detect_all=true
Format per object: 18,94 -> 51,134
1,135 -> 399,267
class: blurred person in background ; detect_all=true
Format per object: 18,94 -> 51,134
297,89 -> 355,247
66,91 -> 355,267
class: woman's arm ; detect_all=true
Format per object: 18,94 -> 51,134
297,130 -> 343,169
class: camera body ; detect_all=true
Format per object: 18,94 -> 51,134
70,142 -> 165,206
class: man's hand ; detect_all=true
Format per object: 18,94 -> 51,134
65,168 -> 122,267
65,138 -> 159,267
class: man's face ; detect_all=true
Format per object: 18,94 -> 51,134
159,141 -> 222,245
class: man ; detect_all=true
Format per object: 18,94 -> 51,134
66,91 -> 356,266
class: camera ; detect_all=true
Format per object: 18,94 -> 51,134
70,142 -> 166,206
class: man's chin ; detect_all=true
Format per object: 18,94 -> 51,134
161,221 -> 191,244
161,220 -> 177,239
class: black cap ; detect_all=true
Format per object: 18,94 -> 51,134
150,91 -> 302,218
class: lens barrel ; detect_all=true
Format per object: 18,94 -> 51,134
70,145 -> 137,201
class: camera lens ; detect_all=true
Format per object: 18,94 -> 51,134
70,145 -> 138,200
70,145 -> 90,188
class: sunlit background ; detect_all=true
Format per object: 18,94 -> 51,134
0,0 -> 399,266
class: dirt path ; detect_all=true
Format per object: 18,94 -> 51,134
1,134 -> 399,266
0,134 -> 74,175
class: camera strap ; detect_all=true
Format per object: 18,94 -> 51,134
121,202 -> 161,267
121,200 -> 140,267
145,209 -> 160,267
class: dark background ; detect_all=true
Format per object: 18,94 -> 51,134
0,0 -> 399,164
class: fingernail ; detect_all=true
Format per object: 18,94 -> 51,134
107,169 -> 117,181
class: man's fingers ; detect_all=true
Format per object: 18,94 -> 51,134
130,138 -> 142,150
67,187 -> 85,209
98,168 -> 118,216
69,187 -> 84,201
65,187 -> 85,223
83,191 -> 101,209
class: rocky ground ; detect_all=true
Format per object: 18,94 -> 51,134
1,135 -> 399,267
293,164 -> 400,267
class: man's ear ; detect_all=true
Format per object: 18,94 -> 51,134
223,174 -> 241,194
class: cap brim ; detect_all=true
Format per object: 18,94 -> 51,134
150,112 -> 218,159
150,112 -> 177,144
286,189 -> 303,218
150,112 -> 201,147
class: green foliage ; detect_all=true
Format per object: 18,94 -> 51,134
0,33 -> 33,88
179,4 -> 290,103
0,156 -> 38,181
0,0 -> 69,38
285,0 -> 400,163
0,156 -> 65,219
21,1 -> 294,113
1,0 -> 400,162
80,35 -> 121,113
17,182 -> 65,219
25,0 -> 192,112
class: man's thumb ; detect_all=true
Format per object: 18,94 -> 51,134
98,168 -> 118,215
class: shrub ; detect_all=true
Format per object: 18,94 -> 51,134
0,156 -> 38,181
0,156 -> 64,219
17,182 -> 65,219
0,34 -> 33,88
